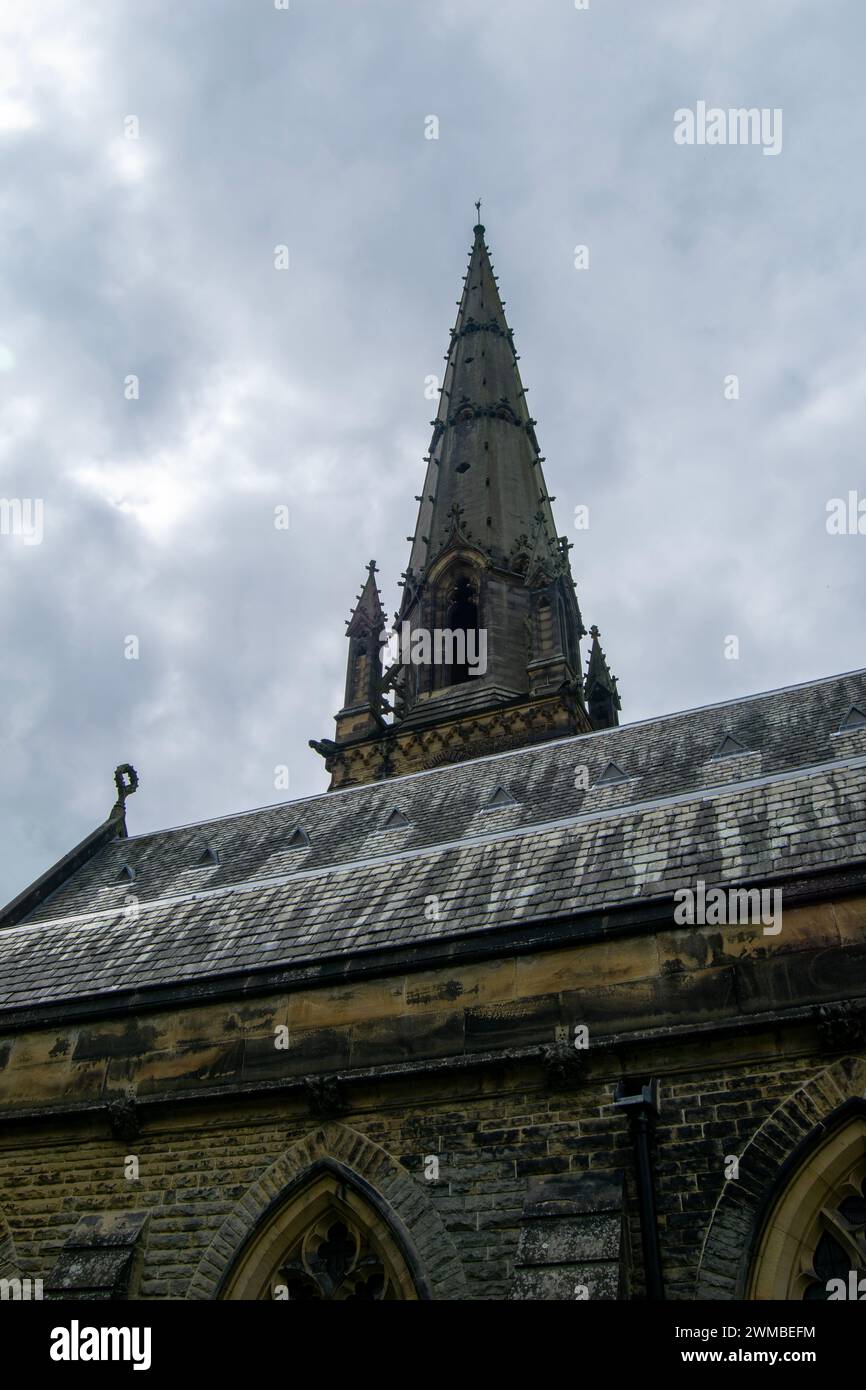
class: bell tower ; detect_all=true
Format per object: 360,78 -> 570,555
311,216 -> 621,788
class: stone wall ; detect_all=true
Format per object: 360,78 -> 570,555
0,1046 -> 864,1299
0,892 -> 864,1299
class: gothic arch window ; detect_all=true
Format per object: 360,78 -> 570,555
802,1176 -> 866,1300
534,594 -> 553,659
444,575 -> 478,685
219,1163 -> 421,1301
429,563 -> 481,691
747,1110 -> 866,1299
344,628 -> 379,710
557,594 -> 576,669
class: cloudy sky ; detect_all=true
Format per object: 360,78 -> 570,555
1,0 -> 864,907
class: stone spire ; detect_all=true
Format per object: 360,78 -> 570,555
331,561 -> 387,744
346,560 -> 385,639
403,218 -> 562,586
394,216 -> 586,720
312,216 -> 620,788
584,625 -> 621,729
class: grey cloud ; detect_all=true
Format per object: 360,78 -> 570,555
1,0 -> 864,904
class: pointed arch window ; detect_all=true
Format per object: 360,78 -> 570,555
419,559 -> 484,695
557,594 -> 576,669
443,574 -> 479,686
219,1163 -> 422,1301
802,1176 -> 866,1299
748,1108 -> 866,1300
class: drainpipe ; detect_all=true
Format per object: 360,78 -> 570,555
614,1078 -> 665,1300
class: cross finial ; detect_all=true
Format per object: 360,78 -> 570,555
475,198 -> 481,219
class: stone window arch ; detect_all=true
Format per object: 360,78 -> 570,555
747,1107 -> 866,1300
188,1123 -> 467,1301
697,1059 -> 866,1300
220,1162 -> 421,1301
557,594 -> 577,670
428,560 -> 482,692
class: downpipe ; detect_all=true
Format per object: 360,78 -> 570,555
615,1078 -> 665,1300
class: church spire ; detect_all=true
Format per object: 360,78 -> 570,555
404,217 -> 561,585
330,561 -> 386,745
585,625 -> 621,729
346,559 -> 385,638
312,216 -> 620,789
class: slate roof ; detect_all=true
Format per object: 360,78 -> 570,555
1,669 -> 865,1015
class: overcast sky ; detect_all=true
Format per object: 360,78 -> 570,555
1,0 -> 864,907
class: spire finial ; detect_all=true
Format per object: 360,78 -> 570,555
474,198 -> 484,233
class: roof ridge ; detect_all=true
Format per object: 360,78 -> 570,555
118,665 -> 866,842
13,749 -> 866,935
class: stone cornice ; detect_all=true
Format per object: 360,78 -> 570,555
1,995 -> 865,1131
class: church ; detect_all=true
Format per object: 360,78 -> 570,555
1,219 -> 865,1302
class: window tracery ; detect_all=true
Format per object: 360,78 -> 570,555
219,1165 -> 420,1301
270,1216 -> 393,1301
747,1113 -> 866,1299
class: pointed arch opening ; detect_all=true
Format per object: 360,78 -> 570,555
219,1160 -> 426,1301
747,1102 -> 866,1300
443,574 -> 479,686
423,556 -> 484,693
556,593 -> 578,671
